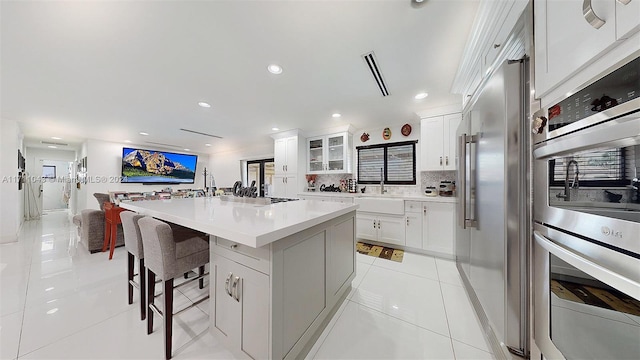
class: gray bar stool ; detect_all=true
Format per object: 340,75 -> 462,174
120,211 -> 146,320
138,216 -> 210,360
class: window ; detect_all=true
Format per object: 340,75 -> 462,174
357,141 -> 417,185
549,146 -> 635,187
42,165 -> 56,179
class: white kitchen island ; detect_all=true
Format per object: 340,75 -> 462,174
119,197 -> 358,360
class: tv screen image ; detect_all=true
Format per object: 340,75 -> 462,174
121,147 -> 198,184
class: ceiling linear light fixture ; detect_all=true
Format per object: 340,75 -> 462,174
139,132 -> 149,136
51,136 -> 62,140
332,113 -> 342,118
41,141 -> 68,146
184,148 -> 190,151
205,143 -> 211,147
144,141 -> 184,149
198,102 -> 211,108
179,128 -> 223,139
414,92 -> 429,100
47,145 -> 57,149
272,127 -> 279,131
362,52 -> 390,97
267,64 -> 283,74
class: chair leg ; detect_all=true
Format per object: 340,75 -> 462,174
127,252 -> 134,305
164,278 -> 174,360
147,269 -> 156,335
139,259 -> 146,321
199,265 -> 205,289
184,272 -> 188,279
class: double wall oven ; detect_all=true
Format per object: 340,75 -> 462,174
532,54 -> 640,359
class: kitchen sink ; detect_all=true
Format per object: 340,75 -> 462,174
354,197 -> 404,214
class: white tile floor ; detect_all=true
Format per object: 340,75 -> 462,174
0,211 -> 494,359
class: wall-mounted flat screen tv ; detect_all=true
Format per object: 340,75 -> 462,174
121,147 -> 198,184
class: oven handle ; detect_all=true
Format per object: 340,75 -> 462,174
534,231 -> 640,300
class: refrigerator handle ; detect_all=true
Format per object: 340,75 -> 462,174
458,134 -> 467,229
466,134 -> 478,228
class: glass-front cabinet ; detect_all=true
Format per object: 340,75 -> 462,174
307,132 -> 352,174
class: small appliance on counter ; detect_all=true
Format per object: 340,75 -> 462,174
348,179 -> 358,193
438,181 -> 455,197
424,186 -> 437,197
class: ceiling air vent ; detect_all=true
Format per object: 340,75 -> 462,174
179,128 -> 223,139
41,141 -> 68,146
362,51 -> 390,97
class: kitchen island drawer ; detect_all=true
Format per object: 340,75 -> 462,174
213,236 -> 271,274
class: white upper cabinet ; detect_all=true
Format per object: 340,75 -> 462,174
535,0 -> 640,98
420,113 -> 462,171
306,132 -> 352,174
275,136 -> 298,175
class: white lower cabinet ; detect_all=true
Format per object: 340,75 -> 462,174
213,255 -> 269,359
404,200 -> 455,257
273,175 -> 298,198
210,212 -> 356,360
356,212 -> 405,246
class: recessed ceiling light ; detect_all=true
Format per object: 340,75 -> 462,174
414,92 -> 428,100
139,132 -> 149,136
205,143 -> 211,147
272,127 -> 279,131
332,113 -> 341,118
184,148 -> 190,151
51,136 -> 62,140
267,64 -> 283,74
47,145 -> 57,149
124,140 -> 132,143
198,102 -> 211,108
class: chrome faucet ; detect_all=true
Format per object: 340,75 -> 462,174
557,160 -> 579,201
380,168 -> 386,194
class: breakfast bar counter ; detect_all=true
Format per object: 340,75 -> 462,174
119,197 -> 358,360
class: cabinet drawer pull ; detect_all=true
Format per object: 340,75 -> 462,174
583,0 -> 606,29
230,243 -> 238,250
373,220 -> 376,229
406,218 -> 409,226
493,43 -> 501,49
445,156 -> 449,165
423,207 -> 427,215
439,156 -> 443,165
377,220 -> 381,229
224,272 -> 233,296
231,276 -> 240,302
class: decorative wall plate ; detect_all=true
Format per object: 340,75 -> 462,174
401,123 -> 412,136
382,127 -> 391,140
360,132 -> 370,142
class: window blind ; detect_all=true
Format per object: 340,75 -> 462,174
357,141 -> 416,185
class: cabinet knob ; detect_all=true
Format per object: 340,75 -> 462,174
423,207 -> 427,215
406,218 -> 409,226
230,244 -> 238,249
373,220 -> 376,229
377,220 -> 381,229
493,43 -> 501,49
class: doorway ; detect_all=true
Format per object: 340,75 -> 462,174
41,160 -> 72,211
247,159 -> 274,197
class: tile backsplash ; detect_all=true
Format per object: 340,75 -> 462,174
308,171 -> 456,196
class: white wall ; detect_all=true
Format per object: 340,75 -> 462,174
0,118 -> 24,243
207,138 -> 274,188
79,139 -> 210,211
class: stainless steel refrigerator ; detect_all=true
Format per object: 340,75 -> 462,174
455,59 -> 529,358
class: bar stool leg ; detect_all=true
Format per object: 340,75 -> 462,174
164,279 -> 174,360
147,269 -> 156,335
127,252 -> 134,304
139,258 -> 146,321
199,266 -> 205,289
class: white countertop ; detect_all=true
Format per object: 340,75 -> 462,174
298,192 -> 456,203
119,197 -> 358,248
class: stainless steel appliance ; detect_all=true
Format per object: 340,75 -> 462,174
456,58 -> 529,357
532,54 -> 640,359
